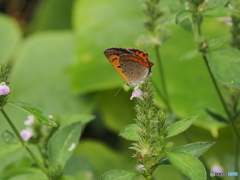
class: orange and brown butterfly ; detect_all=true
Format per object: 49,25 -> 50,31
103,47 -> 154,86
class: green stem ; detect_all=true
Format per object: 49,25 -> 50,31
202,55 -> 240,143
154,46 -> 172,112
0,108 -> 48,175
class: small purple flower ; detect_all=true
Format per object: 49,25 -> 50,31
0,82 -> 10,95
20,128 -> 33,141
24,115 -> 35,126
130,89 -> 143,100
211,164 -> 224,173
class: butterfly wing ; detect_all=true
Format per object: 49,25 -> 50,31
119,54 -> 152,86
103,48 -> 133,83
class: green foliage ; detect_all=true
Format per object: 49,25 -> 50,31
166,151 -> 206,180
48,122 -> 82,166
160,142 -> 215,165
119,124 -> 139,141
0,14 -> 21,63
8,101 -> 57,127
101,169 -> 139,180
166,116 -> 197,138
0,0 -> 240,179
207,48 -> 240,89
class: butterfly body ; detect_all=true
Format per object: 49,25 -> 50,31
104,47 -> 154,86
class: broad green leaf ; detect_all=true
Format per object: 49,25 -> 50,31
101,169 -> 139,180
208,37 -> 226,50
64,156 -> 97,180
73,140 -> 130,178
207,48 -> 240,89
0,14 -> 21,63
10,31 -> 92,117
31,0 -> 74,31
119,124 -> 139,141
166,151 -> 206,180
7,101 -> 57,127
203,8 -> 239,18
0,157 -> 41,179
1,130 -> 18,144
166,116 -> 197,138
99,89 -> 136,133
159,142 -> 215,165
71,0 -> 144,94
48,122 -> 82,166
175,10 -> 191,24
0,144 -> 22,159
204,0 -> 228,10
180,49 -> 198,60
0,167 -> 42,180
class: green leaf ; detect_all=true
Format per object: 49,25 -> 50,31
48,122 -> 82,166
180,49 -> 198,60
119,124 -> 139,141
175,10 -> 191,24
205,109 -> 228,123
208,37 -> 226,50
10,31 -> 92,117
0,14 -> 21,63
0,144 -> 22,159
0,157 -> 42,179
64,156 -> 98,180
166,116 -> 198,138
7,101 -> 57,127
166,151 -> 206,180
74,140 -> 128,178
31,0 -> 74,31
204,0 -> 228,10
101,169 -> 139,180
160,142 -> 215,165
207,48 -> 240,89
203,8 -> 240,18
1,130 -> 18,144
71,0 -> 145,94
99,89 -> 136,133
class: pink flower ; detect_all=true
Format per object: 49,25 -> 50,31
20,128 -> 33,141
0,82 -> 10,95
24,115 -> 35,126
130,89 -> 143,100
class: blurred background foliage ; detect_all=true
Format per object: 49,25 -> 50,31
0,0 -> 238,179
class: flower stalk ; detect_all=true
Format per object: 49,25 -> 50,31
142,0 -> 172,112
130,78 -> 168,179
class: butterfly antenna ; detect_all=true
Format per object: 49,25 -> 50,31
112,84 -> 124,99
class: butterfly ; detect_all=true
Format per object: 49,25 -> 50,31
103,47 -> 154,86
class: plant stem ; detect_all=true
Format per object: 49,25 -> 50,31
154,46 -> 172,112
0,108 -> 48,175
202,55 -> 240,143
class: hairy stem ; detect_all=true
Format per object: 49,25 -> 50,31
0,108 -> 48,175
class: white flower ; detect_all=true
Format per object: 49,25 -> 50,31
24,115 -> 35,126
20,128 -> 33,141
